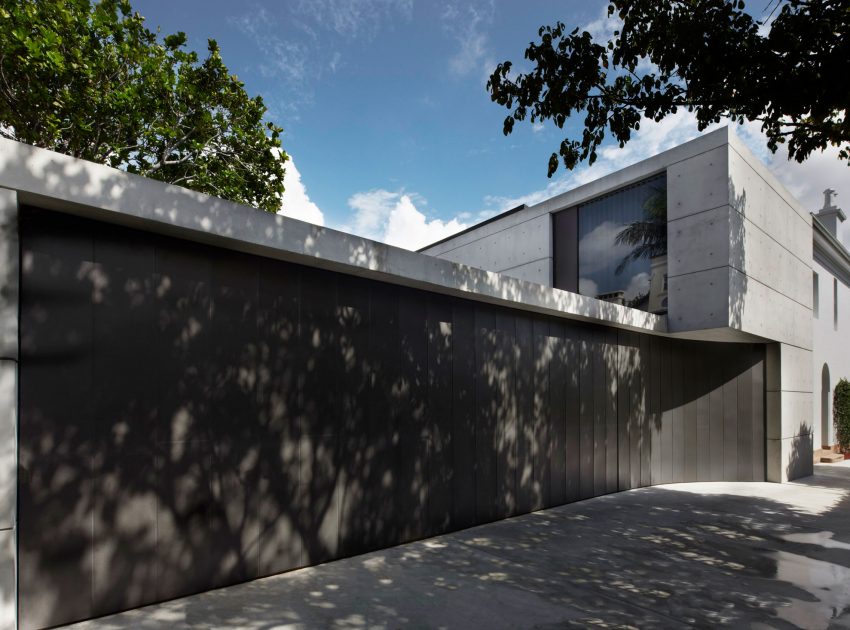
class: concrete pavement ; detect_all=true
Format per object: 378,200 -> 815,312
65,462 -> 850,629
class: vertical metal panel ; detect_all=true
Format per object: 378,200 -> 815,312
494,310 -> 517,519
592,329 -> 606,496
426,295 -> 454,534
90,225 -> 158,617
696,348 -> 712,481
617,332 -> 631,491
533,316 -> 551,509
708,344 -> 725,481
682,342 -> 698,483
515,315 -> 535,512
397,288 -> 429,540
366,281 -> 401,546
209,250 -> 261,586
549,320 -> 567,505
751,347 -> 766,482
552,208 -> 578,293
736,348 -> 754,482
649,336 -> 663,485
298,267 -> 341,563
639,333 -> 652,488
338,275 -> 377,556
578,326 -> 595,499
671,341 -> 684,483
660,338 -> 673,484
154,239 -> 218,601
451,300 -> 476,528
564,327 -> 581,503
474,304 -> 497,522
722,368 -> 739,482
628,333 -> 642,489
19,209 -> 95,630
257,260 -> 302,576
604,328 -> 618,494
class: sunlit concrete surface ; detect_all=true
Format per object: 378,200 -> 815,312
64,463 -> 850,630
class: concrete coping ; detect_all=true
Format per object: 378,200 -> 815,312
0,137 -> 666,335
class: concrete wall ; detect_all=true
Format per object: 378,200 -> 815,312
425,129 -> 815,481
667,135 -> 813,481
420,212 -> 553,285
18,206 -> 766,630
0,188 -> 16,630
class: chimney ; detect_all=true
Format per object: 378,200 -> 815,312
814,188 -> 846,238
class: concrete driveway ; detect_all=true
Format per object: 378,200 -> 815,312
66,463 -> 850,629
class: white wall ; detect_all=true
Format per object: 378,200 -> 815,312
812,257 -> 850,448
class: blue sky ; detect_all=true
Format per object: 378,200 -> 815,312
134,0 -> 849,250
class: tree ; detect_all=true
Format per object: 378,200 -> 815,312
487,0 -> 850,177
0,0 -> 287,211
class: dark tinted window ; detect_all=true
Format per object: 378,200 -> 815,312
575,174 -> 667,312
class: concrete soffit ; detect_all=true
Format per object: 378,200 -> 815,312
0,138 -> 667,336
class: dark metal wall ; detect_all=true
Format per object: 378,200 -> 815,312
18,207 -> 765,629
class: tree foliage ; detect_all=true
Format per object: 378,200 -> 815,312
835,378 -> 850,453
0,0 -> 287,211
487,0 -> 850,177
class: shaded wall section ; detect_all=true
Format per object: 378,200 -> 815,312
18,207 -> 765,629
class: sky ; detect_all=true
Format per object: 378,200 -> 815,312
134,0 -> 849,251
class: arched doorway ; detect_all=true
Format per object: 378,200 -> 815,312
822,363 -> 832,447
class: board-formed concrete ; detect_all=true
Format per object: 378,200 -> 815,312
61,463 -> 850,630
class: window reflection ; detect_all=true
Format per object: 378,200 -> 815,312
577,174 -> 667,313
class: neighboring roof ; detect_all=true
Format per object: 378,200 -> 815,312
416,203 -> 526,252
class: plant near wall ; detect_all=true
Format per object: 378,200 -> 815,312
835,378 -> 850,453
0,0 -> 288,211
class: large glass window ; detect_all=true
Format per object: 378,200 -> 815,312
573,174 -> 667,312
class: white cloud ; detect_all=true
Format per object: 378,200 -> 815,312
294,0 -> 413,39
443,1 -> 495,80
578,220 -> 631,276
279,158 -> 325,226
345,189 -> 468,250
578,277 -> 599,298
624,271 -> 650,301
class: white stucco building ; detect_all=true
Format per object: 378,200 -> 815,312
811,194 -> 850,453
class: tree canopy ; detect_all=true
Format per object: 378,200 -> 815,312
487,0 -> 850,177
0,0 -> 287,211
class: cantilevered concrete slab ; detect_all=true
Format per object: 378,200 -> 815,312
0,138 -> 665,337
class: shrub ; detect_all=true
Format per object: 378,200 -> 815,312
835,378 -> 850,452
